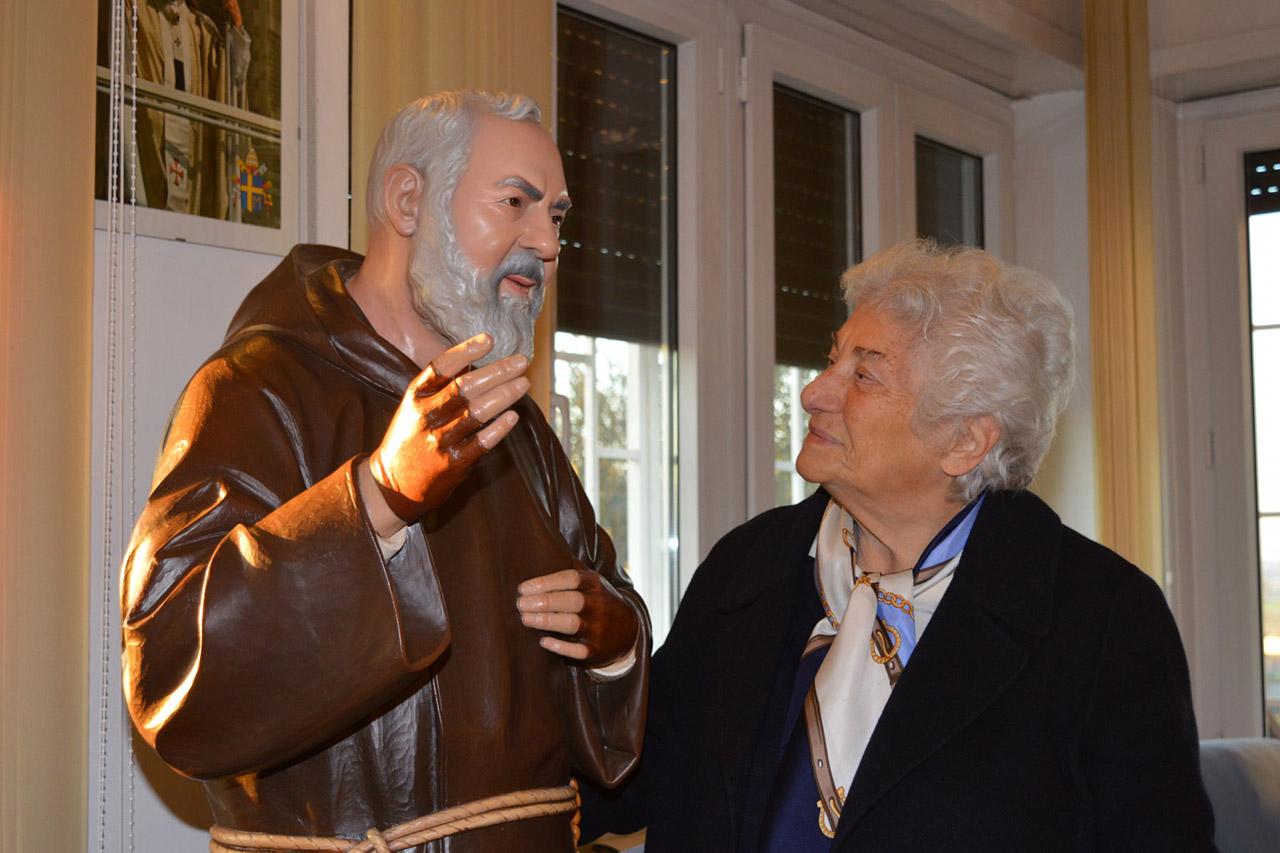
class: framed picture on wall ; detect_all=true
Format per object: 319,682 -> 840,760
94,0 -> 299,255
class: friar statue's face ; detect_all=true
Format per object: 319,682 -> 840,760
408,113 -> 570,365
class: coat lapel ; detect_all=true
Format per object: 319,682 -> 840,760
832,490 -> 1063,844
713,491 -> 828,850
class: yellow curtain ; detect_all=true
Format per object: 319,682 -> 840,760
0,0 -> 96,848
1084,0 -> 1164,578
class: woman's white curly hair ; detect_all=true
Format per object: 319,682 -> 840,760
841,240 -> 1076,501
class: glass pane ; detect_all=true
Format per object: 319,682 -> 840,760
774,365 -> 797,470
1250,211 -> 1280,328
554,8 -> 678,645
556,333 -> 593,356
1249,151 -> 1280,736
772,86 -> 858,508
773,86 -> 857,371
555,9 -> 675,345
775,470 -> 793,509
553,343 -> 589,477
774,364 -> 821,506
598,458 -> 630,566
1255,329 -> 1280,515
774,364 -> 797,506
596,339 -> 630,449
554,335 -> 673,645
916,136 -> 983,247
1246,149 -> 1280,217
1261,518 -> 1280,735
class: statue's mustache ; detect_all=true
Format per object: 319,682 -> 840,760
490,250 -> 544,291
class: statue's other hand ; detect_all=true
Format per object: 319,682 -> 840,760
516,567 -> 640,667
370,333 -> 529,522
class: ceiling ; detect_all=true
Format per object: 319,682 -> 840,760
785,0 -> 1084,99
786,0 -> 1280,102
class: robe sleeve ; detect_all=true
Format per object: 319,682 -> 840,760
511,398 -> 652,789
121,356 -> 450,780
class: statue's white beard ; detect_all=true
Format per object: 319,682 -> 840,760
407,224 -> 544,367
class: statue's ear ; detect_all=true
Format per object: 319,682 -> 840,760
941,414 -> 1001,478
381,164 -> 424,238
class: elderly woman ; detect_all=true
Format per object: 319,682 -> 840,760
582,241 -> 1213,850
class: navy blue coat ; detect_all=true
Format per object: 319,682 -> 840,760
583,489 -> 1214,851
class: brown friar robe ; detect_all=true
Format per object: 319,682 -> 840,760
121,245 -> 650,850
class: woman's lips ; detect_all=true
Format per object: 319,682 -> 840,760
806,424 -> 838,445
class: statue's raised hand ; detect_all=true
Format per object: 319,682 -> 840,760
370,334 -> 529,522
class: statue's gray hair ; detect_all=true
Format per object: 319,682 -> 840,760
841,240 -> 1076,501
365,91 -> 542,232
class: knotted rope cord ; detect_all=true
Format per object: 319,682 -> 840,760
208,785 -> 581,852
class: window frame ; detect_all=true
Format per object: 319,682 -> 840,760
1167,86 -> 1280,738
897,85 -> 1014,258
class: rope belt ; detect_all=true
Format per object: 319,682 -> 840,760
208,784 -> 581,853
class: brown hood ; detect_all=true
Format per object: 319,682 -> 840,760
224,244 -> 414,400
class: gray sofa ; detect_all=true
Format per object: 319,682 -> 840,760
1200,738 -> 1280,851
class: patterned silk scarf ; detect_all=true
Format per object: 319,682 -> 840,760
759,496 -> 983,845
805,503 -> 919,832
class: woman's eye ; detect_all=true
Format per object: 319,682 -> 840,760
504,197 -> 522,209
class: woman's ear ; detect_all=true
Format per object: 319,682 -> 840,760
941,414 -> 1001,478
381,164 -> 424,238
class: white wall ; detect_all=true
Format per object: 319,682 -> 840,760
1012,91 -> 1096,538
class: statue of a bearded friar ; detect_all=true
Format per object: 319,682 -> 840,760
121,91 -> 649,852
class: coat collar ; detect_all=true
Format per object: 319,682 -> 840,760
832,488 -> 1064,844
716,489 -> 830,615
717,489 -> 1060,628
946,488 -> 1061,637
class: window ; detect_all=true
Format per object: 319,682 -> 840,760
916,135 -> 983,247
554,8 -> 679,645
1246,148 -> 1280,735
559,1 -> 1015,627
1176,96 -> 1280,738
772,86 -> 859,506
